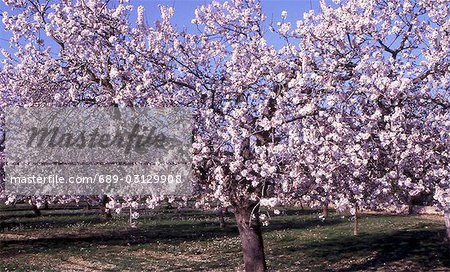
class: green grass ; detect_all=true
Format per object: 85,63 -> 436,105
0,205 -> 449,271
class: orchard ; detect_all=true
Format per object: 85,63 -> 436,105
0,0 -> 449,271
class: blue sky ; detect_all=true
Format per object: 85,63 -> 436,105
0,0 -> 320,53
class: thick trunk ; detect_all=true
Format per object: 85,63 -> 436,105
218,206 -> 226,228
444,211 -> 450,240
353,208 -> 358,236
234,205 -> 267,272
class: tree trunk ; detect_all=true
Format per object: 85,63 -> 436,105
407,197 -> 413,215
322,202 -> 329,219
85,201 -> 92,210
353,208 -> 358,236
31,204 -> 41,216
444,210 -> 450,241
234,204 -> 267,272
218,206 -> 226,228
99,195 -> 112,219
129,207 -> 133,226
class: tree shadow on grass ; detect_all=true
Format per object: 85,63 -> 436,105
0,210 -> 100,221
299,227 -> 450,271
0,215 -> 108,231
0,214 -> 344,257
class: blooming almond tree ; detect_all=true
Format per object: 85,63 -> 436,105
171,2 -> 299,269
287,0 -> 449,237
0,0 -> 184,213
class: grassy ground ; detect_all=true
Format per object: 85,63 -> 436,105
0,204 -> 449,272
